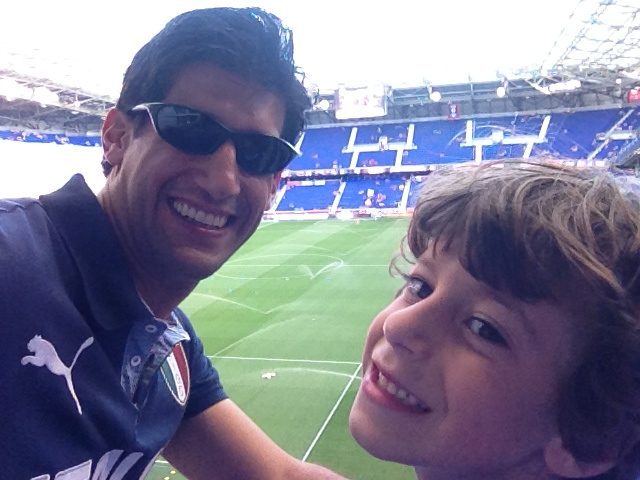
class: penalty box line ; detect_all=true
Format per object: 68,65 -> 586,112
302,363 -> 362,462
155,360 -> 363,467
208,354 -> 360,366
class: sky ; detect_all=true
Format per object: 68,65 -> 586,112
0,0 -> 583,98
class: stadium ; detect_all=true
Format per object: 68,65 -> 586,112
2,1 -> 640,478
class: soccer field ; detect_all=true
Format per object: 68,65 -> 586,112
147,217 -> 415,480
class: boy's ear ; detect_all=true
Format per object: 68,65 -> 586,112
544,437 -> 615,478
102,108 -> 131,169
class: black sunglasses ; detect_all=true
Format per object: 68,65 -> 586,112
129,103 -> 299,175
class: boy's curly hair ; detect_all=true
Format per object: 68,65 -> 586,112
400,161 -> 640,479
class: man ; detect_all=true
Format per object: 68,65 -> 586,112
1,7 -> 346,479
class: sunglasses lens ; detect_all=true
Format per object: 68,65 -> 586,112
155,105 -> 226,155
142,103 -> 296,174
235,134 -> 294,175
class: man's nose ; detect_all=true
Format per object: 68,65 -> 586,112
195,140 -> 241,199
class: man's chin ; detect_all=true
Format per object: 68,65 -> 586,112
183,260 -> 224,282
168,252 -> 227,283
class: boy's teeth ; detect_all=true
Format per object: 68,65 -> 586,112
376,372 -> 428,411
386,382 -> 398,395
173,201 -> 227,228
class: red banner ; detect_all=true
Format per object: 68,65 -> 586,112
627,87 -> 640,103
448,102 -> 460,119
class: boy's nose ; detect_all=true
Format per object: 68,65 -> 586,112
383,305 -> 439,358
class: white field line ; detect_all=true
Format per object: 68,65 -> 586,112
275,367 -> 363,381
209,355 -> 360,366
154,363 -> 362,469
311,261 -> 342,279
221,264 -> 387,267
210,317 -> 301,357
190,292 -> 276,315
301,363 -> 362,462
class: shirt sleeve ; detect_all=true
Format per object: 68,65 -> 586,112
174,308 -> 228,418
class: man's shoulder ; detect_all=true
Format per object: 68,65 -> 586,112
0,193 -> 69,282
0,176 -> 99,258
0,196 -> 41,214
0,196 -> 49,241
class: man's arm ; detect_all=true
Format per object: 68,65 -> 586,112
162,398 -> 349,480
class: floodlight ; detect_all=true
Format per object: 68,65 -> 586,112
430,90 -> 442,102
317,99 -> 331,110
496,86 -> 507,97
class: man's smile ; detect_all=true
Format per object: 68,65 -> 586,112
170,199 -> 233,230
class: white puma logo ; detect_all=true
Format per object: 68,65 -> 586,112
21,335 -> 94,415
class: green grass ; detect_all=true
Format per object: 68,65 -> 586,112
147,218 -> 415,480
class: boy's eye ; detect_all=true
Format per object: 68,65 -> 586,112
466,317 -> 507,347
404,276 -> 433,299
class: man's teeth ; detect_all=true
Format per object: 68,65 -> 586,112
377,372 -> 429,411
173,201 -> 228,228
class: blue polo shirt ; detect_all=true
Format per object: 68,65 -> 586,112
0,175 -> 227,479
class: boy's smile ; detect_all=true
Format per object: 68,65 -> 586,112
363,362 -> 431,413
349,241 -> 581,480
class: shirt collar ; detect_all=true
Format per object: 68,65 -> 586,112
39,174 -> 152,330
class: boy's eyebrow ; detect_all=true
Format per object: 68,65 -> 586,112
486,289 -> 537,338
417,252 -> 537,338
417,255 -> 437,271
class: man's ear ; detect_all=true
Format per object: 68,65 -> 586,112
544,437 -> 615,478
266,171 -> 282,210
102,108 -> 131,170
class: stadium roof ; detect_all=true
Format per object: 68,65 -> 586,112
1,0 -> 639,132
0,0 -> 586,96
520,0 -> 640,93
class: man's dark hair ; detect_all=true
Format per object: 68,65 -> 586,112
115,7 -> 309,144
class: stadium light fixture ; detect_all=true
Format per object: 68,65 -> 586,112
316,98 -> 331,110
496,78 -> 509,98
426,83 -> 442,102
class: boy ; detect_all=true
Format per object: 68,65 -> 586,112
349,162 -> 640,480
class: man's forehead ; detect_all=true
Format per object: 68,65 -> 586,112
168,64 -> 282,104
164,63 -> 286,134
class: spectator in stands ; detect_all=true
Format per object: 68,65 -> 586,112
349,162 -> 640,480
0,7 -> 346,480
